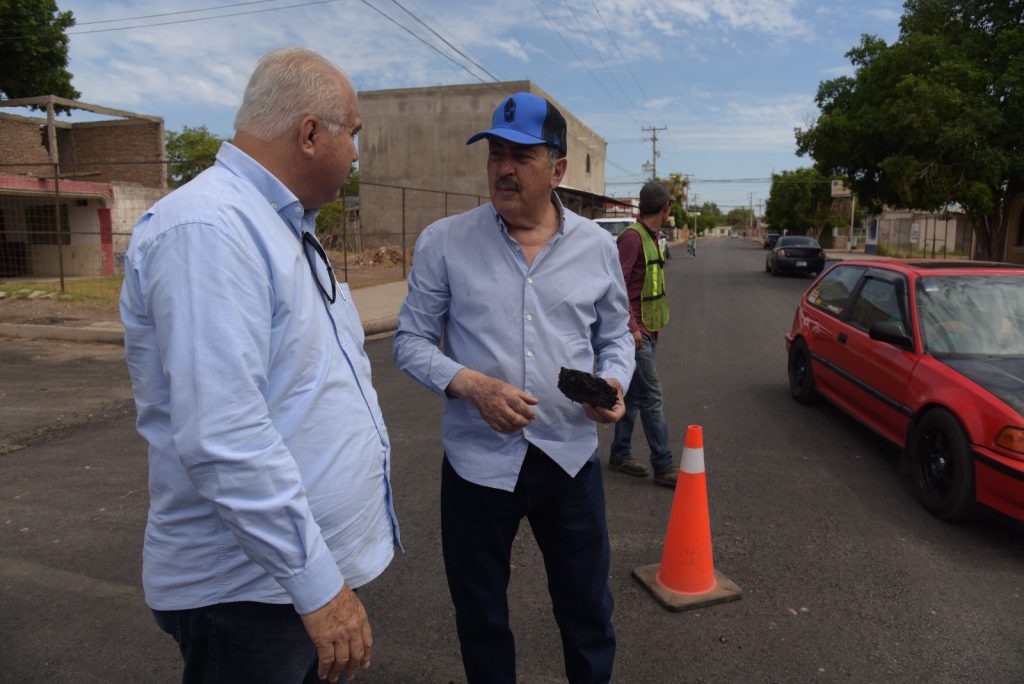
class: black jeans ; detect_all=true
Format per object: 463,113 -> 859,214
153,601 -> 319,684
441,445 -> 615,684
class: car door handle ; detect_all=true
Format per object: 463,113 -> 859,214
838,333 -> 848,344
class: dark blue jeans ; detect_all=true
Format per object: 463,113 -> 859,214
153,601 -> 319,684
610,332 -> 673,473
441,446 -> 615,684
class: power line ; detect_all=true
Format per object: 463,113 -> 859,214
381,0 -> 640,176
589,0 -> 684,169
1,0 -> 343,38
529,0 -> 644,129
355,0 -> 503,93
561,0 -> 650,128
388,0 -> 503,84
0,0 -> 280,34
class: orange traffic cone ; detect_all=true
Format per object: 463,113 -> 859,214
632,425 -> 742,611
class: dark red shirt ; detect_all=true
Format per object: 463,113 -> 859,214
616,221 -> 660,337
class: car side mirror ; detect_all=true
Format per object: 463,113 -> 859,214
869,321 -> 914,351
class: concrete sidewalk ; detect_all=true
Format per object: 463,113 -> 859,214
0,280 -> 409,345
0,245 -> 887,346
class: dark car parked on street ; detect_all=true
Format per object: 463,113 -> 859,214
785,260 -> 1024,527
763,232 -> 781,249
765,235 -> 825,276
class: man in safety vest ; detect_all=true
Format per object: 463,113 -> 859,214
608,180 -> 677,487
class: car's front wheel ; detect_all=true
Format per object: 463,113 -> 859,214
908,408 -> 976,521
787,339 -> 816,404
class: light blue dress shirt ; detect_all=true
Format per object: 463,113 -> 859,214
394,197 -> 635,492
120,143 -> 399,615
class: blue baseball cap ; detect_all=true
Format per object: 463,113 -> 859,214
466,92 -> 567,158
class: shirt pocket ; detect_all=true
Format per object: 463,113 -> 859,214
560,336 -> 595,371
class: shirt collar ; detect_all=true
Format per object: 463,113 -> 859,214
490,191 -> 569,236
214,142 -> 317,238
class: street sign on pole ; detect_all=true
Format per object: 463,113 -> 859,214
831,180 -> 852,198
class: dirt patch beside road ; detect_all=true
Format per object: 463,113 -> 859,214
0,297 -> 121,328
0,338 -> 132,455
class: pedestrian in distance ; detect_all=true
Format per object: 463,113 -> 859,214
393,91 -> 636,684
688,232 -> 697,258
608,181 -> 678,487
120,48 -> 400,684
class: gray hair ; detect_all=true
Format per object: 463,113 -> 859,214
547,146 -> 561,167
234,48 -> 351,140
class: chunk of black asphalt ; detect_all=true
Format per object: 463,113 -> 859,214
557,367 -> 617,410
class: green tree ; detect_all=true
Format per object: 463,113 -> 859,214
315,166 -> 360,244
0,0 -> 80,106
164,126 -> 225,188
691,201 -> 723,234
726,207 -> 754,229
658,171 -> 690,233
795,0 -> 1024,260
764,167 -> 846,239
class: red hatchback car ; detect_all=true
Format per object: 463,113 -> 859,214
785,260 -> 1024,527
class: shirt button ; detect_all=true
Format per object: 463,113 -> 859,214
295,207 -> 302,215
525,314 -> 533,321
527,277 -> 534,284
527,351 -> 534,358
524,428 -> 531,437
271,202 -> 278,209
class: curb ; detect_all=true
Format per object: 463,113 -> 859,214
0,318 -> 400,345
362,317 -> 399,338
0,323 -> 126,345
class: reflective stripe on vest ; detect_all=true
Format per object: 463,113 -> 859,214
619,222 -> 669,331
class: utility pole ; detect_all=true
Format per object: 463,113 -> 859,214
642,126 -> 667,180
748,192 -> 754,234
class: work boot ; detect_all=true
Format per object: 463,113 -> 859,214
653,469 -> 678,488
608,458 -> 650,477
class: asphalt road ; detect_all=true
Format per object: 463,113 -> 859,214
1,237 -> 1021,683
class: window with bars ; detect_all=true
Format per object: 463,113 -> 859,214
25,205 -> 70,245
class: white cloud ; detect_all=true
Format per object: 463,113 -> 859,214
866,8 -> 903,24
820,64 -> 854,78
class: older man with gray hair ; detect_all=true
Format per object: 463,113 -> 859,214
120,48 -> 399,683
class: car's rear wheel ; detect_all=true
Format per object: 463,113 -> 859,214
908,408 -> 975,521
787,339 -> 816,404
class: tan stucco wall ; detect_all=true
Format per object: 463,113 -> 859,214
357,81 -> 607,248
111,183 -> 167,262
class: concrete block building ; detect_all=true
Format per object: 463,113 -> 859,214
0,96 -> 167,278
356,81 -> 622,250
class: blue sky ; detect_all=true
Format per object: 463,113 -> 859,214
42,1 -> 903,210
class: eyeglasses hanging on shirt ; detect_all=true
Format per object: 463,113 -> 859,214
302,231 -> 337,304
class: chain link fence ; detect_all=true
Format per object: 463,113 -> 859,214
0,160 -> 487,303
874,213 -> 973,258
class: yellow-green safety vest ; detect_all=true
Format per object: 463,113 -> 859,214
619,222 -> 669,331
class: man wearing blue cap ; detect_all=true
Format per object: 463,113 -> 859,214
394,92 -> 635,683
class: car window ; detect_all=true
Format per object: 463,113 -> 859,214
596,219 -> 632,236
848,277 -> 907,333
918,275 -> 1024,356
806,265 -> 866,316
779,236 -> 818,247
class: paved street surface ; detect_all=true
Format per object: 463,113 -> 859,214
1,237 -> 1021,683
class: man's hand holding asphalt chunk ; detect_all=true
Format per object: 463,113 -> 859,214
557,368 -> 625,424
447,368 -> 539,434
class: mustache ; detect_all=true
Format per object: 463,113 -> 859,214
495,176 -> 521,192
